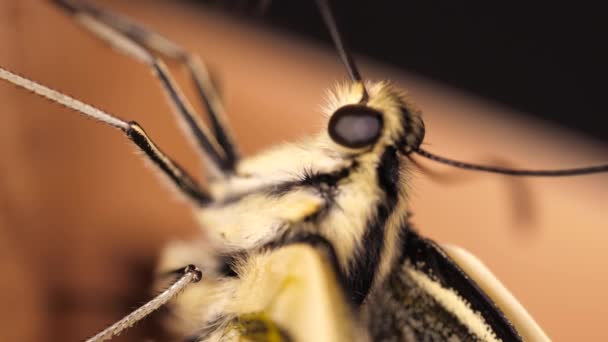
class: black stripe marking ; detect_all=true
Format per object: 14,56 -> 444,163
217,251 -> 247,278
214,162 -> 357,207
402,228 -> 523,341
345,146 -> 401,305
397,106 -> 425,154
268,162 -> 357,198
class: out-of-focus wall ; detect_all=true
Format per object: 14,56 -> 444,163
0,1 -> 606,341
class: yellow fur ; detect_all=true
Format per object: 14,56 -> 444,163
156,81 -> 541,341
0,1 -> 549,339
228,245 -> 367,342
158,81 -> 422,340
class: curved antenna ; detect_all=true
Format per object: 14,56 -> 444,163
414,147 -> 608,177
315,0 -> 369,101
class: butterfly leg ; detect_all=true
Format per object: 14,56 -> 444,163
53,0 -> 239,177
0,67 -> 212,205
85,265 -> 202,342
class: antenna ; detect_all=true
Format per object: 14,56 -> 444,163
312,2 -> 608,177
414,147 -> 608,177
315,0 -> 368,101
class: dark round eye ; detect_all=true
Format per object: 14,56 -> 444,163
328,105 -> 384,149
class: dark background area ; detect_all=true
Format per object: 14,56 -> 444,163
192,1 -> 608,143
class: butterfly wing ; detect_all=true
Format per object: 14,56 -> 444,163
364,229 -> 526,341
442,243 -> 550,341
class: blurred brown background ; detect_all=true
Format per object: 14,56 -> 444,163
0,1 -> 607,341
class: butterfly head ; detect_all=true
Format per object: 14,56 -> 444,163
324,81 -> 425,157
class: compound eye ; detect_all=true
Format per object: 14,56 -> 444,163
328,105 -> 384,149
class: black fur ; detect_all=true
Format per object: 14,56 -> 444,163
217,252 -> 247,278
215,162 -> 357,207
345,146 -> 401,305
268,162 -> 357,198
399,229 -> 523,341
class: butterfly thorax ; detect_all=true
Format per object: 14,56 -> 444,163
196,82 -> 422,304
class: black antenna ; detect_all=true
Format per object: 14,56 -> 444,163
315,0 -> 368,101
313,1 -> 607,178
414,147 -> 608,177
